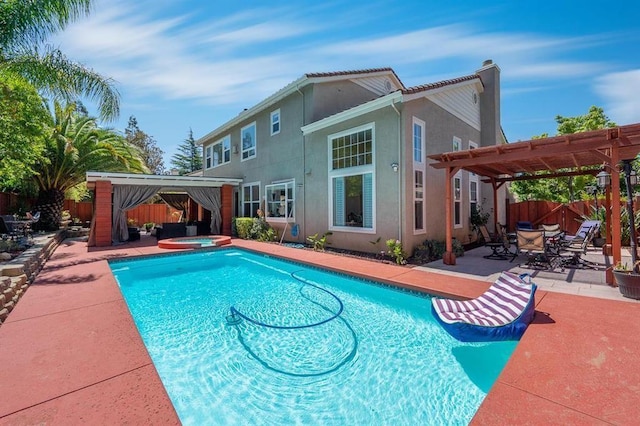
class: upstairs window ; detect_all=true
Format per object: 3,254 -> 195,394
241,122 -> 256,160
331,128 -> 372,170
211,135 -> 231,167
413,118 -> 425,163
205,145 -> 213,169
270,109 -> 280,136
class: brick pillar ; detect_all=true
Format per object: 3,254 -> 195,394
221,185 -> 233,236
94,181 -> 113,247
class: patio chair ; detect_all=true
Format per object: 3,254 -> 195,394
561,220 -> 600,245
511,229 -> 554,269
516,221 -> 533,230
479,224 -> 509,260
432,270 -> 537,342
0,217 -> 20,240
559,226 -> 601,270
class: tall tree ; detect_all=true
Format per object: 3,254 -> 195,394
32,102 -> 147,230
125,116 -> 165,175
0,75 -> 49,191
510,106 -> 617,202
0,0 -> 120,121
170,128 -> 202,175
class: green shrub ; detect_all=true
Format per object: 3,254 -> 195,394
235,218 -> 253,239
411,238 -> 464,263
307,232 -> 332,251
385,239 -> 407,265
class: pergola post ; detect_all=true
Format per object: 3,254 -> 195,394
221,184 -> 233,236
443,166 -> 456,265
610,146 -> 622,270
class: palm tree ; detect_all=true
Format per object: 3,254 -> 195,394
32,102 -> 147,230
0,0 -> 120,121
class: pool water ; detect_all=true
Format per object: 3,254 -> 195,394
110,249 -> 518,425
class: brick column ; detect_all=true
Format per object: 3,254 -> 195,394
221,185 -> 233,236
94,181 -> 113,247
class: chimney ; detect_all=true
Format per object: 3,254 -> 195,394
476,61 -> 501,147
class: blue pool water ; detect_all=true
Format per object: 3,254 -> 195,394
110,249 -> 517,425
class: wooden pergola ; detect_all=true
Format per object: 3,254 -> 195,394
428,122 -> 640,281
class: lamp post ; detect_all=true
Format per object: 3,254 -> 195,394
598,161 -> 638,272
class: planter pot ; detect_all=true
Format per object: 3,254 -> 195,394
613,270 -> 640,300
592,237 -> 605,248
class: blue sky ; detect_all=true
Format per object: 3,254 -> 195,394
52,0 -> 640,167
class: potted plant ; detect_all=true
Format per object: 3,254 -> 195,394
612,262 -> 640,300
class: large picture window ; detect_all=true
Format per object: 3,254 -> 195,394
211,135 -> 231,167
329,124 -> 375,232
241,122 -> 256,160
242,182 -> 260,217
331,128 -> 372,170
265,180 -> 294,221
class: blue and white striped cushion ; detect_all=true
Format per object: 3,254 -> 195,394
433,271 -> 533,327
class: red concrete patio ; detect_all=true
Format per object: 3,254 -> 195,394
1,235 -> 639,424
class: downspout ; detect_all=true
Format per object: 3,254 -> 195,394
391,100 -> 402,242
297,86 -> 305,243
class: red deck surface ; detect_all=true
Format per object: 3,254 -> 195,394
1,237 -> 639,424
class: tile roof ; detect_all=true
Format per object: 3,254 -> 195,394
402,74 -> 480,95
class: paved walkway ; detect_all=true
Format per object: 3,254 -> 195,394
0,236 -> 639,424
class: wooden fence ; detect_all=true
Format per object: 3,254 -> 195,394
1,194 -> 179,226
61,200 -> 180,226
506,198 -> 640,235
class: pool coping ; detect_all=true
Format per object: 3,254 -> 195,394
1,237 -> 639,423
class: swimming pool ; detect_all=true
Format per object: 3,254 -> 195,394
110,248 -> 517,425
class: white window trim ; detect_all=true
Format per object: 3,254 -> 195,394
327,123 -> 376,234
204,145 -> 213,170
413,117 -> 426,235
468,141 -> 478,177
270,109 -> 280,136
453,136 -> 461,152
211,135 -> 231,168
241,121 -> 257,161
454,172 -> 463,229
468,140 -> 479,219
241,181 -> 261,217
412,117 -> 425,165
265,179 -> 295,223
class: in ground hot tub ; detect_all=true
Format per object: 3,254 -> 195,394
157,236 -> 232,250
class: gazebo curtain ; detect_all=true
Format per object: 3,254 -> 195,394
185,187 -> 221,234
158,193 -> 189,222
112,185 -> 158,243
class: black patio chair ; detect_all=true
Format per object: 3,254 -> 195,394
559,226 -> 601,270
479,224 -> 510,260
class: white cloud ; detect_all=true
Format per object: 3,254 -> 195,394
595,69 -> 640,125
51,0 -> 618,109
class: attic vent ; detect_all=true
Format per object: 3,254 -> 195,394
384,79 -> 392,93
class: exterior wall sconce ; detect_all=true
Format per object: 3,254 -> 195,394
390,162 -> 399,172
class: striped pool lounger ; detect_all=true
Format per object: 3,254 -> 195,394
432,271 -> 537,342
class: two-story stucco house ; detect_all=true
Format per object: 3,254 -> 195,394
198,60 -> 505,254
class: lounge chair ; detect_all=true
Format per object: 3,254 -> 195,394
432,271 -> 537,342
560,225 -> 600,269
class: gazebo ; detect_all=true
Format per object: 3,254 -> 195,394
86,172 -> 242,247
428,122 -> 640,283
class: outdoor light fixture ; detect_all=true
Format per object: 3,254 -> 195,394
596,169 -> 611,189
390,162 -> 399,172
599,160 -> 639,271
